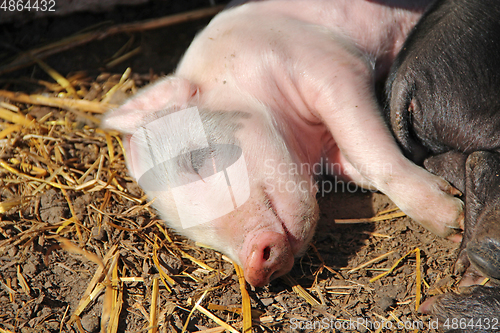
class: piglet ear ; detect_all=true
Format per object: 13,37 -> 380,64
101,76 -> 198,134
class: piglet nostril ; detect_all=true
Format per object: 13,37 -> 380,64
263,246 -> 271,261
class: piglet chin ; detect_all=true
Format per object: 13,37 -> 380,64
241,231 -> 295,287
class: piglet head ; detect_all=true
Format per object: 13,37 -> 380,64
102,77 -> 319,287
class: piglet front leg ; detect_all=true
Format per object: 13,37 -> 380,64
300,56 -> 464,239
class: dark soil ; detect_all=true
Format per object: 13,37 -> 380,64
0,2 -> 461,332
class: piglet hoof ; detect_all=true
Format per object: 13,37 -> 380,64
459,267 -> 491,287
243,231 -> 294,287
444,184 -> 462,197
417,174 -> 465,241
386,161 -> 465,240
453,248 -> 470,277
447,231 -> 463,243
430,195 -> 464,242
418,295 -> 439,315
437,183 -> 465,240
467,238 -> 500,282
400,182 -> 464,241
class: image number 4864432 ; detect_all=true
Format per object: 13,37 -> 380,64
0,0 -> 56,12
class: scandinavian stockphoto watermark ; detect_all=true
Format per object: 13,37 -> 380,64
130,107 -> 250,229
289,317 -> 433,331
289,316 -> 500,331
264,158 -> 392,196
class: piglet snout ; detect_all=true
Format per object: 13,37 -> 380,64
243,231 -> 294,287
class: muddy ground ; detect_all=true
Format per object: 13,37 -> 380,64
0,1 -> 462,332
